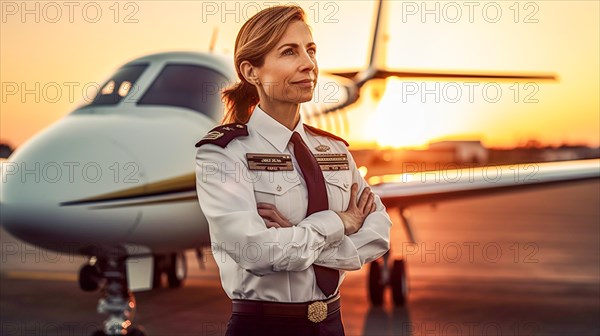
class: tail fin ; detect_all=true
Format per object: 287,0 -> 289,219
351,0 -> 389,87
329,0 -> 555,86
367,0 -> 388,72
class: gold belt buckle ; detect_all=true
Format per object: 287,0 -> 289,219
307,300 -> 328,323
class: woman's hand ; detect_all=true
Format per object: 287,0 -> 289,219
258,183 -> 376,234
257,202 -> 293,228
336,183 -> 376,235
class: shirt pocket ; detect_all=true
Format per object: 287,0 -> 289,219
252,171 -> 306,225
323,170 -> 352,212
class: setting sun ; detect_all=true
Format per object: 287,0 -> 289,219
368,79 -> 439,149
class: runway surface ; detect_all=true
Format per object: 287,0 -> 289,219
1,179 -> 599,335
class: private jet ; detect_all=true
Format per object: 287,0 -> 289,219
2,1 -> 598,335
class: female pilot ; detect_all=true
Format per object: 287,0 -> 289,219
195,5 -> 392,336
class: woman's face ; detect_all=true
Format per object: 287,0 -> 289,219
253,20 -> 318,105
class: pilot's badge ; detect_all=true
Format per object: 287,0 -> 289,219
314,153 -> 349,170
203,131 -> 224,140
315,144 -> 330,152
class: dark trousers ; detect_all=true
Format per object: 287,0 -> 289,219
225,309 -> 345,336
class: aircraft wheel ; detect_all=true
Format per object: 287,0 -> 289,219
152,255 -> 164,289
90,327 -> 146,336
167,252 -> 187,288
390,259 -> 408,306
127,327 -> 147,336
368,260 -> 385,306
79,264 -> 102,292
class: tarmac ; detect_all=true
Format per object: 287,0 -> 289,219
1,179 -> 599,336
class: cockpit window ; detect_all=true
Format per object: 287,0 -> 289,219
136,64 -> 229,119
89,64 -> 148,106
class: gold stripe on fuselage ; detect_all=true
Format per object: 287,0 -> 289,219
61,173 -> 196,206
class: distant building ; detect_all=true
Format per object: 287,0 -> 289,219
428,140 -> 489,164
541,145 -> 600,161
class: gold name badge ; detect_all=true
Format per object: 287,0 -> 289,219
246,153 -> 293,171
314,154 -> 349,171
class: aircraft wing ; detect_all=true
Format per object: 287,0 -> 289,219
331,69 -> 557,81
370,158 -> 599,209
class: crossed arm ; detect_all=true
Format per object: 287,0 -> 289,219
257,152 -> 392,271
197,144 -> 391,276
258,183 -> 375,234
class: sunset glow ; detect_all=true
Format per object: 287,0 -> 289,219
1,1 -> 598,149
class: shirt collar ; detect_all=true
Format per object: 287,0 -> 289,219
247,104 -> 309,153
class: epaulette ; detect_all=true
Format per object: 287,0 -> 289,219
195,123 -> 248,148
303,124 -> 349,147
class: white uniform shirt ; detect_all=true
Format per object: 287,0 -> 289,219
195,104 -> 392,302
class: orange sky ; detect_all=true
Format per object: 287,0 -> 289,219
1,1 -> 598,149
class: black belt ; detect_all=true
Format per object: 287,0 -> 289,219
231,292 -> 341,323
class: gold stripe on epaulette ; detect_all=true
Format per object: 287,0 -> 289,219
203,131 -> 224,140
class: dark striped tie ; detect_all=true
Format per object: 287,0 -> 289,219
290,131 -> 339,296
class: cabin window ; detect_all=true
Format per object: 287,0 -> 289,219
89,63 -> 148,106
137,64 -> 229,120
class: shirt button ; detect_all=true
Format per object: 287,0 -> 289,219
276,185 -> 282,192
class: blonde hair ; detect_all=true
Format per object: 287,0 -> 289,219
221,5 -> 308,124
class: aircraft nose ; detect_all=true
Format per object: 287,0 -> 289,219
1,126 -> 146,252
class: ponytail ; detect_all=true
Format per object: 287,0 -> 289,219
221,80 -> 259,124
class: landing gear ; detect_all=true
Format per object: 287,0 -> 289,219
368,206 -> 415,308
368,259 -> 384,306
91,327 -> 146,336
152,252 -> 187,288
367,206 -> 415,306
79,261 -> 102,292
390,259 -> 407,306
167,252 -> 187,288
368,254 -> 409,307
78,248 -> 147,336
